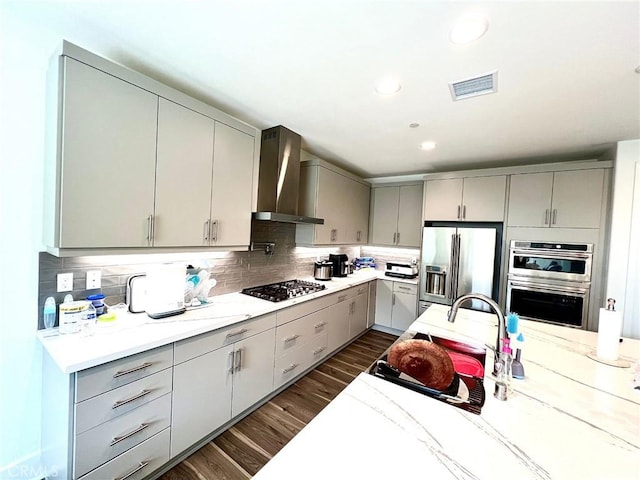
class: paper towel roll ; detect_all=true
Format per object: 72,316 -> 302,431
596,308 -> 623,361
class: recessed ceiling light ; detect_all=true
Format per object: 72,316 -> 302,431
420,141 -> 437,151
375,78 -> 401,95
450,13 -> 489,45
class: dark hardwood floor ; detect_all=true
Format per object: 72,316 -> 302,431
160,329 -> 397,480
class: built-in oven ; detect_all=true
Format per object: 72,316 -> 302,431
506,241 -> 593,328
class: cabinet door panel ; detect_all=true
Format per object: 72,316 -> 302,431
551,169 -> 604,228
507,172 -> 553,227
171,345 -> 233,457
60,58 -> 157,247
462,176 -> 506,221
371,187 -> 400,245
326,301 -> 351,353
211,123 -> 255,246
392,291 -> 417,331
349,293 -> 369,339
374,280 -> 393,327
347,181 -> 371,243
155,99 -> 214,246
423,179 -> 463,221
397,185 -> 423,247
232,329 -> 275,417
314,167 -> 344,243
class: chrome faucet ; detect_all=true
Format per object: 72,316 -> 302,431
447,293 -> 507,375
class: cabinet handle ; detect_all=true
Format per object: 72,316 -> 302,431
113,362 -> 154,378
203,220 -> 210,242
462,205 -> 466,220
396,232 -> 400,244
393,232 -> 397,244
226,328 -> 248,338
112,389 -> 152,409
314,321 -> 327,329
282,363 -> 299,374
544,209 -> 549,225
338,294 -> 347,302
552,209 -> 557,225
115,461 -> 150,480
392,293 -> 396,306
228,351 -> 235,374
210,220 -> 218,242
457,205 -> 461,219
358,287 -> 366,294
313,346 -> 326,356
284,334 -> 300,343
110,423 -> 150,446
234,348 -> 242,373
146,215 -> 153,245
331,229 -> 337,242
357,230 -> 361,242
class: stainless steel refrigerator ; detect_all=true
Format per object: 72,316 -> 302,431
419,222 -> 502,313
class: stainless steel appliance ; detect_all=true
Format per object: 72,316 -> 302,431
506,241 -> 593,328
252,126 -> 324,225
329,254 -> 349,277
419,222 -> 503,312
385,261 -> 418,279
241,279 -> 326,302
314,261 -> 333,281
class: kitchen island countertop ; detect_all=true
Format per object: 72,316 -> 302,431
253,304 -> 640,480
38,269 -> 386,373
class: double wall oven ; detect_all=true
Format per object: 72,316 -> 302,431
507,241 -> 593,328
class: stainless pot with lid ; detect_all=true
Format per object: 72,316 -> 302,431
314,261 -> 333,281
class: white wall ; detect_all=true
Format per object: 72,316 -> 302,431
606,139 -> 640,338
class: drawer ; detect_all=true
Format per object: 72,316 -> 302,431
276,292 -> 337,325
274,333 -> 327,389
75,393 -> 171,478
393,282 -> 417,295
78,428 -> 170,480
76,344 -> 173,403
275,310 -> 328,356
75,368 -> 173,435
174,313 -> 276,364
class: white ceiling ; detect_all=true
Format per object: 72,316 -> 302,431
6,1 -> 640,178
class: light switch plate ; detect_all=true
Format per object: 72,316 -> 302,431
57,273 -> 73,292
86,270 -> 101,290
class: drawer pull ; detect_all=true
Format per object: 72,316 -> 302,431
282,363 -> 299,374
397,286 -> 411,291
226,328 -> 248,338
284,334 -> 300,343
338,294 -> 347,302
112,389 -> 152,409
115,461 -> 149,480
358,287 -> 366,294
313,346 -> 326,355
113,362 -> 153,378
110,423 -> 150,446
314,321 -> 327,329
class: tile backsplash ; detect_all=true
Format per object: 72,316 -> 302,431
38,221 -> 360,328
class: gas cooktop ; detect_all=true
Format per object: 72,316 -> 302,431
241,279 -> 326,302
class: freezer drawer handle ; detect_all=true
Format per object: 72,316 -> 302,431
112,389 -> 152,409
282,363 -> 299,374
113,362 -> 154,378
115,461 -> 150,480
110,423 -> 150,446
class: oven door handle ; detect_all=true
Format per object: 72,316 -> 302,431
509,280 -> 589,295
511,249 -> 591,261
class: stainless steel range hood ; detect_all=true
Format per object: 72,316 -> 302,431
253,126 -> 324,225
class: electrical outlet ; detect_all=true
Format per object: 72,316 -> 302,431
86,270 -> 102,290
57,273 -> 73,292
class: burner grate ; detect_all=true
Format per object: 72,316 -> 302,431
241,279 -> 326,302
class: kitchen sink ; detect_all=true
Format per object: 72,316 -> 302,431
367,329 -> 487,414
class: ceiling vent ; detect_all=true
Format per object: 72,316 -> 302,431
449,70 -> 498,101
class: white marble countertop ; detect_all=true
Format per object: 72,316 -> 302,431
253,304 -> 640,480
38,270 -> 382,374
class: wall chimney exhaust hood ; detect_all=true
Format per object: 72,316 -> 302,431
253,126 -> 324,225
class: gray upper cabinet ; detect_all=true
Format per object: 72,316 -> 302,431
371,184 -> 423,247
45,42 -> 258,254
155,99 -> 215,247
296,159 -> 370,245
423,176 -> 506,222
507,169 -> 604,228
55,57 -> 159,248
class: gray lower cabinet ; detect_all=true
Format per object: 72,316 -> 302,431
170,314 -> 276,458
375,280 -> 418,331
